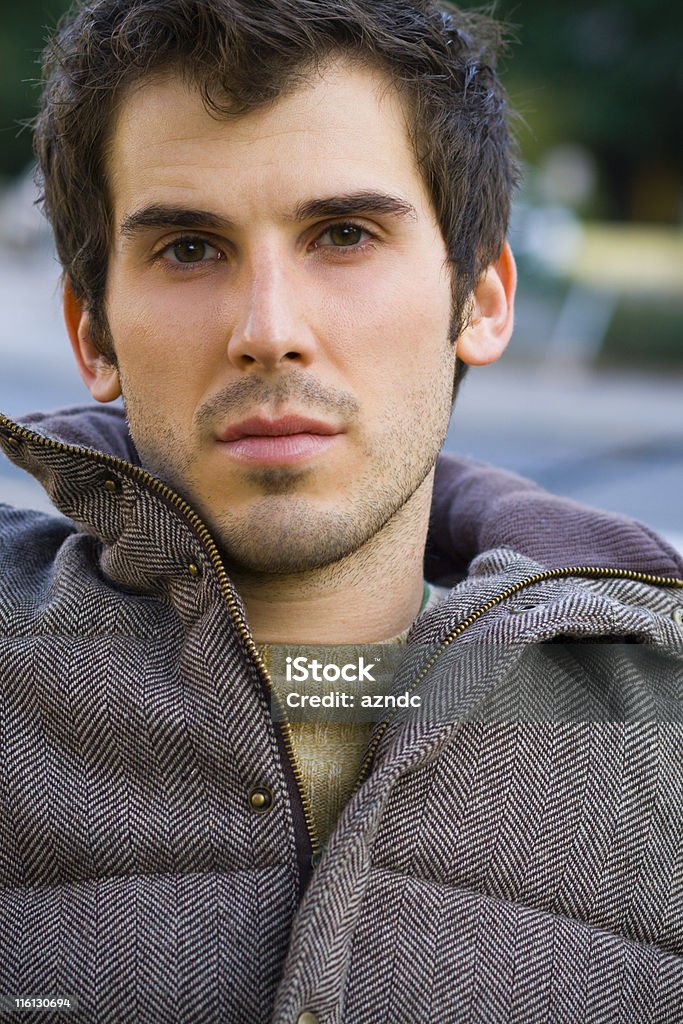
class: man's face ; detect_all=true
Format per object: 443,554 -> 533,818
103,58 -> 456,574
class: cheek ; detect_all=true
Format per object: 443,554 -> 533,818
367,302 -> 453,386
330,267 -> 450,367
106,289 -> 223,415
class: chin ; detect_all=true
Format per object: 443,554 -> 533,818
212,498 -> 375,577
221,534 -> 356,576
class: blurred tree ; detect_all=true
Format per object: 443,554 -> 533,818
492,0 -> 683,221
0,0 -> 70,180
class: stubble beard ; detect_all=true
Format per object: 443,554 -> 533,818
117,342 -> 455,580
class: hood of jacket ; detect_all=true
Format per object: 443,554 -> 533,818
2,403 -> 681,580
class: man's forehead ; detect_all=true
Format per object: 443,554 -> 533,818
106,59 -> 426,224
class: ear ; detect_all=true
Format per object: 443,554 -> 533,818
455,240 -> 516,366
63,278 -> 121,402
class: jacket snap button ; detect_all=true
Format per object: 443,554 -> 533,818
187,562 -> 200,578
248,786 -> 274,812
672,607 -> 683,628
297,1013 -> 320,1024
103,477 -> 121,494
5,435 -> 21,450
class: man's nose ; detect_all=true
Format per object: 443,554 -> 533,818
227,258 -> 317,371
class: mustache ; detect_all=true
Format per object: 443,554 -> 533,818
195,372 -> 360,435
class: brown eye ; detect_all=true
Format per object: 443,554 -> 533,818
172,239 -> 208,262
160,237 -> 223,267
328,224 -> 364,246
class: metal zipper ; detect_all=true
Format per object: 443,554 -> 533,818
350,563 -> 683,796
0,417 -> 322,860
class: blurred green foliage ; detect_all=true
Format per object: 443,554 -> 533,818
495,0 -> 683,161
0,0 -> 69,179
495,0 -> 683,221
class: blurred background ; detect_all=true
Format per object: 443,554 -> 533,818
1,0 -> 681,552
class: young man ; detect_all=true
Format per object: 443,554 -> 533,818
0,1 -> 681,1021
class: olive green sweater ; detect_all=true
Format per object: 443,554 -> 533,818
257,582 -> 450,846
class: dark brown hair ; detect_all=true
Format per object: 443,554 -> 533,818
34,0 -> 520,394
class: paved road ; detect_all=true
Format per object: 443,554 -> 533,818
1,244 -> 682,554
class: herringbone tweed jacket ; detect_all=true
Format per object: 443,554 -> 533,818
0,406 -> 682,1024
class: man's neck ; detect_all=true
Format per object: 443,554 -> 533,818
229,481 -> 432,644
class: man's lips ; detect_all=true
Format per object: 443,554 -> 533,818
217,416 -> 341,442
215,416 -> 343,465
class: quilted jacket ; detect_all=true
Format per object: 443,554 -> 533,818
0,405 -> 682,1024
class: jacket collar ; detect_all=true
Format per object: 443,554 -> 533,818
2,403 -> 682,581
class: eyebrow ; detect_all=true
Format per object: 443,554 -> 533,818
119,191 -> 418,239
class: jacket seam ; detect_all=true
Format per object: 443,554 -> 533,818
0,863 -> 296,895
368,863 -> 683,961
